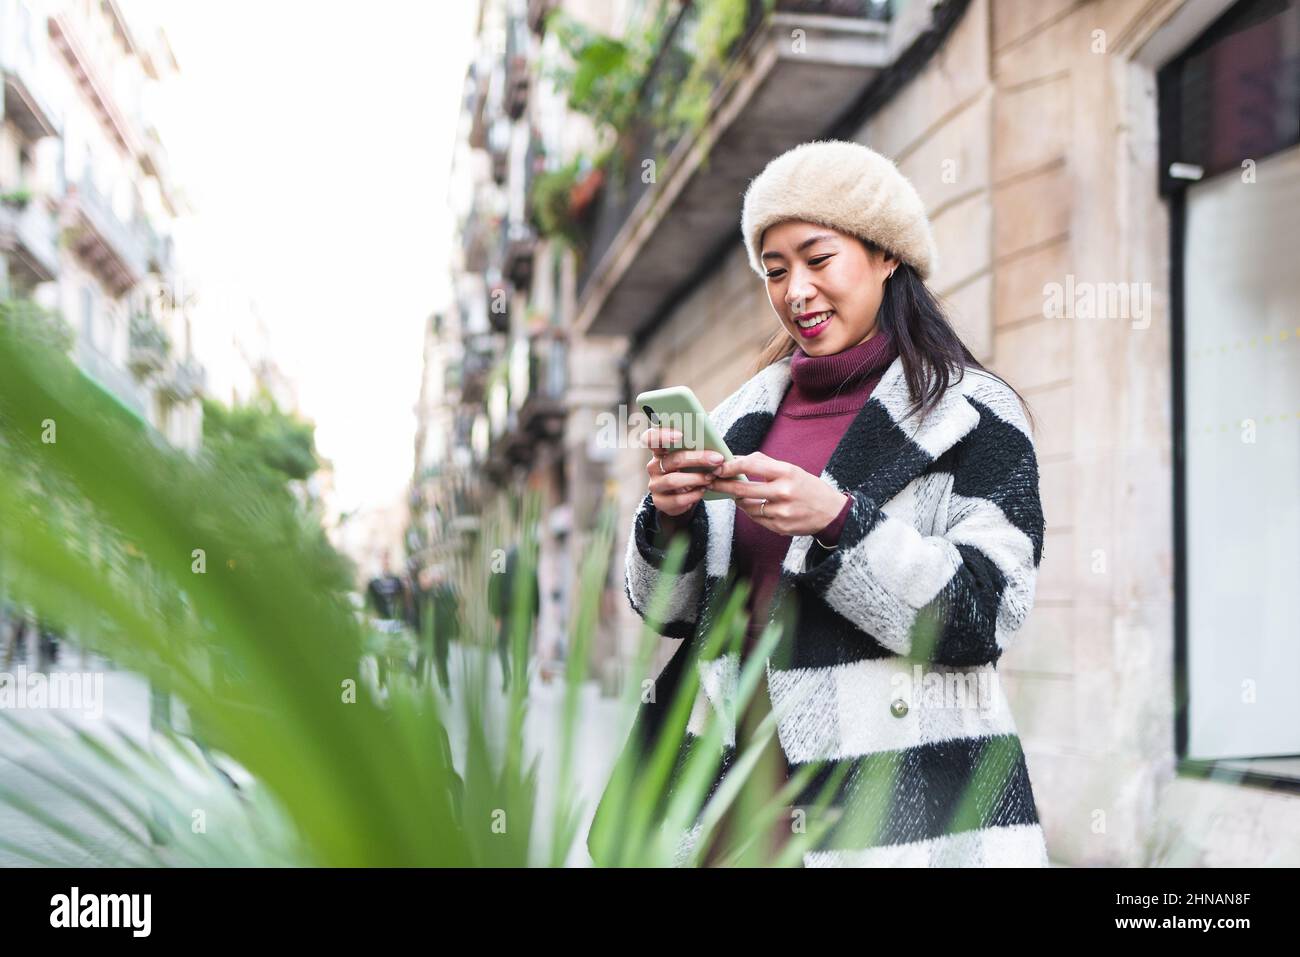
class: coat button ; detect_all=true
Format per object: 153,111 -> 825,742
890,698 -> 908,718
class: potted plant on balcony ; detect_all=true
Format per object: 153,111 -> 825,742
568,164 -> 605,221
529,157 -> 583,249
0,188 -> 32,210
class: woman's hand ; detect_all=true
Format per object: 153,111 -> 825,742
642,427 -> 725,518
709,452 -> 849,536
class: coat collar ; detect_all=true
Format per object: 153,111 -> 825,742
714,352 -> 981,507
692,352 -> 984,731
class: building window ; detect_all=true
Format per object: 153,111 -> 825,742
1161,0 -> 1300,788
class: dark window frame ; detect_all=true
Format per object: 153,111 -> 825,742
1159,0 -> 1300,794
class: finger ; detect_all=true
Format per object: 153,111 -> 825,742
645,446 -> 693,476
655,493 -> 705,517
709,477 -> 776,498
715,453 -> 779,479
652,483 -> 710,513
735,497 -> 775,526
669,486 -> 709,508
652,470 -> 715,494
641,427 -> 683,450
661,448 -> 725,473
711,453 -> 749,478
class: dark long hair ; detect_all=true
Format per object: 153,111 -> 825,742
753,238 -> 1036,434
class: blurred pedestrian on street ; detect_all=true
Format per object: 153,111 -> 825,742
366,550 -> 412,688
366,549 -> 410,623
416,564 -> 458,693
487,542 -> 538,693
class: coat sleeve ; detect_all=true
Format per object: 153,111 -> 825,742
623,490 -> 709,641
786,393 -> 1045,667
622,380 -> 747,642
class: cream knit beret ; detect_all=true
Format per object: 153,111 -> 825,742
739,139 -> 939,281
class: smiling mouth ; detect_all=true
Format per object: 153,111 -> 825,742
795,310 -> 833,329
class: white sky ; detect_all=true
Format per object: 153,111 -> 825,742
124,0 -> 478,515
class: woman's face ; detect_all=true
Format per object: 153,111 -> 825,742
760,220 -> 897,356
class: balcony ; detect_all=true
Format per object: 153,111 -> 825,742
1,3 -> 62,142
47,13 -> 139,156
524,126 -> 546,211
3,67 -> 60,141
139,125 -> 179,217
466,63 -> 489,151
575,0 -> 944,338
141,218 -> 174,274
486,277 -> 511,334
527,0 -> 556,36
504,14 -> 530,121
518,333 -> 567,439
501,219 -> 537,291
483,421 -> 535,484
459,342 -> 494,405
481,331 -> 567,484
60,177 -> 149,295
127,312 -> 170,378
488,116 -> 511,186
444,359 -> 463,395
0,192 -> 59,284
157,355 -> 207,403
461,199 -> 498,274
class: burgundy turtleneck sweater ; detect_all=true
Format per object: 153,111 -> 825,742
734,329 -> 898,657
655,329 -> 899,658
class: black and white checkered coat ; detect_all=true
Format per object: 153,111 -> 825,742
616,352 -> 1050,867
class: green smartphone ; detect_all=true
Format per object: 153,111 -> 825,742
635,385 -> 748,502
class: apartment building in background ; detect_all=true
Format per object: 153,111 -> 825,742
0,0 -> 204,451
413,0 -> 630,675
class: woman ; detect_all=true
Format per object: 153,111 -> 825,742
591,140 -> 1049,868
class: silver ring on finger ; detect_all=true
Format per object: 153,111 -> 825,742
759,499 -> 767,518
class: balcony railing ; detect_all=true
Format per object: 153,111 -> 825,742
461,199 -> 498,274
486,277 -> 511,334
1,5 -> 63,141
467,62 -> 489,151
519,332 -> 567,438
0,191 -> 59,283
47,13 -> 139,156
2,67 -> 60,141
577,0 -> 712,295
505,12 -> 530,120
61,176 -> 150,294
459,342 -> 494,405
488,116 -> 511,186
157,355 -> 207,403
523,126 -> 545,219
575,0 -> 914,338
501,219 -> 537,291
127,312 -> 170,378
527,0 -> 556,36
